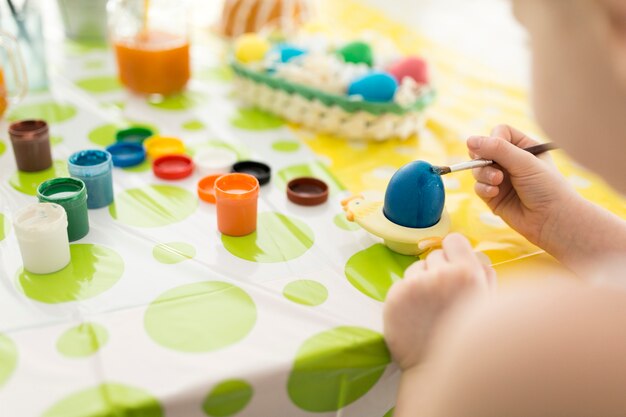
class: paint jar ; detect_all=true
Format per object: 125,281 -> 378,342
215,173 -> 259,236
108,0 -> 190,95
37,177 -> 89,242
13,202 -> 71,274
68,150 -> 114,209
9,119 -> 52,172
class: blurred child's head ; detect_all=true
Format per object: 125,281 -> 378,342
513,0 -> 626,192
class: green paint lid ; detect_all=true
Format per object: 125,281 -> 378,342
115,127 -> 154,144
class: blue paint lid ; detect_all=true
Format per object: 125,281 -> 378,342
106,143 -> 146,168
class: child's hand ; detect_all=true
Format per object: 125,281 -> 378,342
467,124 -> 577,248
383,234 -> 494,371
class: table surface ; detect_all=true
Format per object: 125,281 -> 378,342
1,1 -> 624,416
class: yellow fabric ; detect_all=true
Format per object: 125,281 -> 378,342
295,0 -> 626,266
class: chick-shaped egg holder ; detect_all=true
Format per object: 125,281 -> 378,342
230,33 -> 435,141
342,161 -> 450,256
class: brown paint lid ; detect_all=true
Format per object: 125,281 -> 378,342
287,177 -> 329,206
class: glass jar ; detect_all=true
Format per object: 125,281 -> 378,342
107,0 -> 190,96
0,1 -> 48,92
0,30 -> 26,119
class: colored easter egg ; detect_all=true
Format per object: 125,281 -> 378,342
383,161 -> 445,228
387,56 -> 429,84
277,44 -> 307,62
235,34 -> 271,63
348,72 -> 398,102
337,41 -> 373,67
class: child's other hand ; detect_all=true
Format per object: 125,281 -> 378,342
383,234 -> 494,371
467,124 -> 577,248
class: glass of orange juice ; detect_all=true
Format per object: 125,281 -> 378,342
108,0 -> 190,96
0,31 -> 27,119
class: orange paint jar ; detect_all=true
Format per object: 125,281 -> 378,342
114,31 -> 190,95
215,174 -> 260,237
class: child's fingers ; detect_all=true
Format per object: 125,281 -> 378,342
442,233 -> 481,269
474,182 -> 500,199
404,260 -> 426,279
490,124 -> 540,148
472,166 -> 504,185
425,249 -> 446,270
467,136 -> 543,177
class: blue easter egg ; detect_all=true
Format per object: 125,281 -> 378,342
277,44 -> 307,63
383,161 -> 445,228
347,72 -> 398,102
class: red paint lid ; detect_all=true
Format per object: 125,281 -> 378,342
287,177 -> 329,206
153,155 -> 194,180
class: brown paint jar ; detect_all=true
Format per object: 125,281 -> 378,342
9,120 -> 53,172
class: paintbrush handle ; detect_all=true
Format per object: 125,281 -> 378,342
444,142 -> 558,174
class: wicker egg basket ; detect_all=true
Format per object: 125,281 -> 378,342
231,61 -> 436,141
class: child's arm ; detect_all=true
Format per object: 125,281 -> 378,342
468,124 -> 626,272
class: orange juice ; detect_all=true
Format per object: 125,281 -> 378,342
0,68 -> 7,118
114,31 -> 190,95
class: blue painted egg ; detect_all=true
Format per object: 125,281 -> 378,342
277,44 -> 307,63
347,72 -> 398,103
383,161 -> 445,228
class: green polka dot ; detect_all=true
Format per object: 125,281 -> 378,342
9,160 -> 69,196
0,140 -> 5,155
0,213 -> 9,242
222,212 -> 314,263
109,185 -> 197,228
148,92 -> 205,111
345,244 -> 416,302
271,140 -> 300,152
9,101 -> 77,123
231,108 -> 284,131
75,76 -> 121,93
202,379 -> 253,417
287,326 -> 390,412
283,280 -> 328,306
383,408 -> 395,417
144,281 -> 256,353
182,119 -> 206,131
50,136 -> 63,146
276,162 -> 346,195
100,101 -> 126,111
83,59 -> 105,70
196,66 -> 234,82
122,159 -> 151,173
188,140 -> 250,160
65,39 -> 108,55
334,213 -> 360,231
152,242 -> 196,264
88,122 -> 158,147
56,323 -> 109,358
0,334 -> 18,387
17,244 -> 124,304
42,383 -> 163,417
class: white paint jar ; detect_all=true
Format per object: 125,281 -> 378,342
13,203 -> 71,274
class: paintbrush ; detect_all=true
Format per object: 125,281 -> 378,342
432,142 -> 559,175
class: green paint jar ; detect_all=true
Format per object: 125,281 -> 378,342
37,177 -> 89,242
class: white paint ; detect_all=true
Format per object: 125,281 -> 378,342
13,203 -> 71,274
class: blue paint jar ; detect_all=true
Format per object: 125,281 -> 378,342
68,150 -> 114,209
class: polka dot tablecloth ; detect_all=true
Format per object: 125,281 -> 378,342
0,1 -> 624,416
